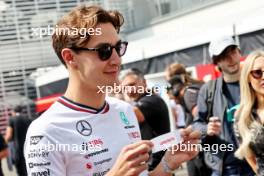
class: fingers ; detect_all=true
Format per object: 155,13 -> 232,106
209,116 -> 221,122
109,141 -> 152,176
207,116 -> 221,136
208,122 -> 221,131
120,140 -> 152,166
180,125 -> 192,140
208,128 -> 220,136
207,121 -> 221,136
122,140 -> 153,152
182,138 -> 201,148
209,121 -> 221,127
180,126 -> 201,142
130,163 -> 148,176
124,144 -> 151,175
125,142 -> 152,160
130,153 -> 150,167
189,130 -> 201,139
181,126 -> 192,135
164,142 -> 200,169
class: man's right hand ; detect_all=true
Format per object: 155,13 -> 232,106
106,140 -> 153,176
207,116 -> 221,136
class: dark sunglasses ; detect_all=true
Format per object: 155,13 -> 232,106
250,69 -> 264,79
70,41 -> 128,61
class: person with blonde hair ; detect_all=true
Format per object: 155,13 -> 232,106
235,50 -> 264,175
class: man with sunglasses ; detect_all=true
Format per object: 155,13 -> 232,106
24,5 -> 200,176
193,36 -> 254,176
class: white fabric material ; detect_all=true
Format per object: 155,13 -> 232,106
24,97 -> 148,176
170,100 -> 185,128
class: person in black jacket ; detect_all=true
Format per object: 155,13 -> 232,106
5,105 -> 33,176
0,134 -> 8,176
121,68 -> 171,171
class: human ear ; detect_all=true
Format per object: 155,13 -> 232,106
61,48 -> 78,69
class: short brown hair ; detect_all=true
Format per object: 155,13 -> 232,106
212,45 -> 238,65
165,63 -> 186,79
52,5 -> 124,66
165,63 -> 203,85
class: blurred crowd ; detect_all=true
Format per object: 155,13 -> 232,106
107,36 -> 264,176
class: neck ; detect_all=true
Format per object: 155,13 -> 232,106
223,70 -> 240,83
64,77 -> 105,109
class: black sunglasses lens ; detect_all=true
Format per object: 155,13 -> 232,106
115,42 -> 121,56
119,42 -> 127,56
98,44 -> 112,61
251,70 -> 263,79
113,41 -> 127,57
97,41 -> 128,60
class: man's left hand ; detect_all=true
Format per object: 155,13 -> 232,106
164,126 -> 201,170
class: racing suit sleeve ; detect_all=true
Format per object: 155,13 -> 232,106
24,127 -> 66,175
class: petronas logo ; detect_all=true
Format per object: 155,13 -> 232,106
120,112 -> 130,125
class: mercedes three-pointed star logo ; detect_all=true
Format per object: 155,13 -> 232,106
76,120 -> 92,136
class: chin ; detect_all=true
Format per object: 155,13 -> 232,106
127,94 -> 137,100
106,79 -> 119,87
229,68 -> 240,74
257,89 -> 264,96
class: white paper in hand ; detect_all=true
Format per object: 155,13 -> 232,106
151,130 -> 181,153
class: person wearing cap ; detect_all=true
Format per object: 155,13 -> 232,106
192,36 -> 254,176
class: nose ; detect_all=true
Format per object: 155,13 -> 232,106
226,54 -> 237,64
109,48 -> 121,66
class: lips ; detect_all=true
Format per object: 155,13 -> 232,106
228,64 -> 237,67
104,70 -> 118,74
105,70 -> 118,73
104,67 -> 120,75
104,70 -> 119,78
